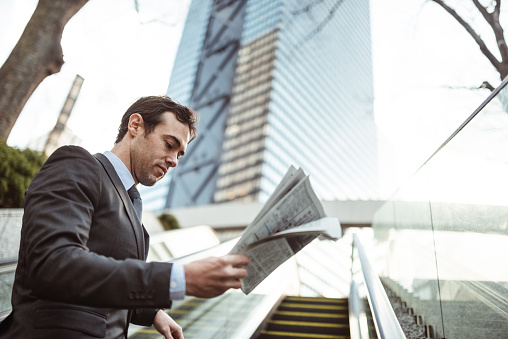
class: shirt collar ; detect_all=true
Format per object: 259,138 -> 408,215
103,151 -> 135,191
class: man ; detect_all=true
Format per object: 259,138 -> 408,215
0,96 -> 249,338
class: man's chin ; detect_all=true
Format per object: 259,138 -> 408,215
139,175 -> 160,187
155,173 -> 166,183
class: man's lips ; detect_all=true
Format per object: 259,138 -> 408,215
157,165 -> 167,176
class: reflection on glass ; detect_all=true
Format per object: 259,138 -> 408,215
373,82 -> 508,338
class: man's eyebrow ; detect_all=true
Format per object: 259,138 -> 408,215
164,134 -> 182,147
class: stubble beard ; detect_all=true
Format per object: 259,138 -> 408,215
137,167 -> 161,187
131,137 -> 164,187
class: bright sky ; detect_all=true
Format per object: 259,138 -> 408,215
1,0 -> 191,152
1,0 -> 507,199
371,0 -> 506,196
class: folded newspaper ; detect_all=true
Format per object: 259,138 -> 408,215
230,166 -> 342,294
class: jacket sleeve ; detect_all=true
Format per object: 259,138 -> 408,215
130,308 -> 168,326
21,146 -> 173,309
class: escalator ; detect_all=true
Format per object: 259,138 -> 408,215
129,294 -> 376,339
254,296 -> 351,339
0,228 -> 407,339
127,233 -> 385,339
129,294 -> 378,339
0,232 -> 397,338
382,277 -> 508,339
130,293 -> 267,338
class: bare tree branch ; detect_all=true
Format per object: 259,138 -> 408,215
291,0 -> 345,45
440,81 -> 495,90
472,0 -> 508,67
291,0 -> 326,15
304,0 -> 345,41
431,0 -> 501,71
480,80 -> 496,90
0,0 -> 88,142
431,0 -> 508,80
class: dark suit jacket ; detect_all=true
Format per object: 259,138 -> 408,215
0,146 -> 173,338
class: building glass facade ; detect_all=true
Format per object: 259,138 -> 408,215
141,0 -> 214,211
143,0 -> 377,210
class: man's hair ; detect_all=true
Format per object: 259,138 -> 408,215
115,95 -> 199,144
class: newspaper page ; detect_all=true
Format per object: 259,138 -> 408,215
244,217 -> 341,250
249,166 -> 305,226
230,167 -> 331,294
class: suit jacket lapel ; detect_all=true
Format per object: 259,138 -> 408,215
94,153 -> 145,259
142,226 -> 150,259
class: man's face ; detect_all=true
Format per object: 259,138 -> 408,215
130,112 -> 190,186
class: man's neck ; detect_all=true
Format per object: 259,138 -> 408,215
110,142 -> 136,185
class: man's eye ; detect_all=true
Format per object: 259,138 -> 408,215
166,142 -> 173,149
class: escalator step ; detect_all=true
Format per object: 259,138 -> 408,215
284,296 -> 348,304
278,302 -> 348,312
274,310 -> 348,318
272,310 -> 348,324
266,319 -> 349,335
269,320 -> 349,329
254,297 -> 352,339
259,330 -> 350,339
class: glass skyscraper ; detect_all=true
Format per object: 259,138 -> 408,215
142,0 -> 377,210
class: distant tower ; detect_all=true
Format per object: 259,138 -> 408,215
44,75 -> 84,156
142,0 -> 377,210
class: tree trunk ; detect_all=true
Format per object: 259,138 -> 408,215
0,0 -> 88,142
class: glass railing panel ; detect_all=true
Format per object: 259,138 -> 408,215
373,79 -> 508,339
374,167 -> 444,337
425,86 -> 508,339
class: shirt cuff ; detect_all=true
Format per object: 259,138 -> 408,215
169,263 -> 186,300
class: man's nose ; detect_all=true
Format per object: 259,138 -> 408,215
166,153 -> 178,168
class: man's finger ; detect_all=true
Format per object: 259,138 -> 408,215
230,266 -> 248,279
224,254 -> 250,266
228,278 -> 242,289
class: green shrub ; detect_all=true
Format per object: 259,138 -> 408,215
0,142 -> 46,208
158,213 -> 180,231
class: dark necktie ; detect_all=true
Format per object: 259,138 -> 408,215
128,185 -> 143,223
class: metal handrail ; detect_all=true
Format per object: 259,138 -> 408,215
352,234 -> 406,339
0,258 -> 17,274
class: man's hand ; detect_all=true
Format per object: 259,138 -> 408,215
184,254 -> 250,298
153,310 -> 183,339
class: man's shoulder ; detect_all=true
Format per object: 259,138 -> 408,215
28,146 -> 104,199
42,146 -> 100,175
51,145 -> 93,158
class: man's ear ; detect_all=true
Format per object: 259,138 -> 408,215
128,114 -> 144,137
